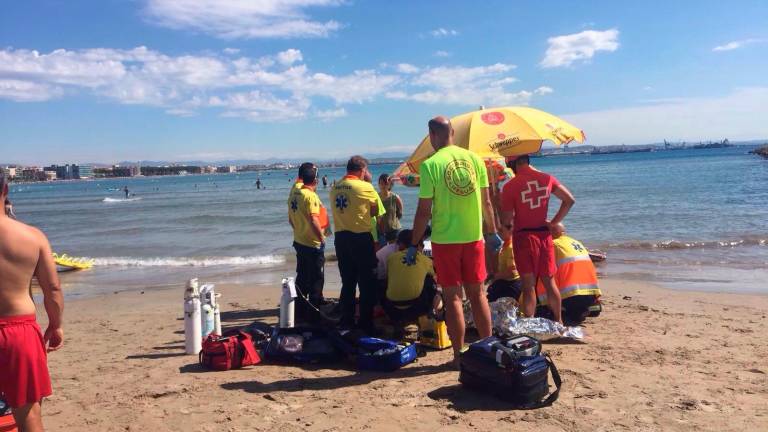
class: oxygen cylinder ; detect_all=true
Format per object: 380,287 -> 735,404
184,294 -> 202,354
199,283 -> 215,307
213,293 -> 222,336
184,278 -> 199,313
201,303 -> 214,337
280,278 -> 296,328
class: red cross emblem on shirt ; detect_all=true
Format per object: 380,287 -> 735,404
521,180 -> 548,209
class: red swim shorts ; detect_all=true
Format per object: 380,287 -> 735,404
0,315 -> 52,408
431,240 -> 487,287
513,231 -> 557,278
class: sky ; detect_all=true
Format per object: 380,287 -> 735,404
1,0 -> 767,165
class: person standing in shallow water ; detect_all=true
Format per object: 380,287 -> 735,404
322,175 -> 328,188
409,116 -> 501,367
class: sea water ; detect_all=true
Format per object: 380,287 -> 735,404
10,146 -> 767,297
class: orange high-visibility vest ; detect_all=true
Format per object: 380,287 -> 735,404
535,235 -> 600,304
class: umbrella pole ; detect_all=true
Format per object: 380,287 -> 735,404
485,162 -> 501,279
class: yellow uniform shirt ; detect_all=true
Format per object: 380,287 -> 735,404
289,187 -> 323,248
386,250 -> 434,302
553,235 -> 589,262
497,240 -> 521,281
287,180 -> 303,206
330,175 -> 385,234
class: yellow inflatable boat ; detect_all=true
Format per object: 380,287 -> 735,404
53,253 -> 94,272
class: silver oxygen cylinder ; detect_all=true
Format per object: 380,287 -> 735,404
280,277 -> 296,328
184,278 -> 202,354
213,294 -> 221,336
201,303 -> 214,337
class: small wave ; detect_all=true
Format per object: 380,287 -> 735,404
609,237 -> 767,251
103,197 -> 143,203
171,214 -> 254,224
89,255 -> 286,267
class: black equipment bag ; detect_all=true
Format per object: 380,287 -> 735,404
459,335 -> 562,408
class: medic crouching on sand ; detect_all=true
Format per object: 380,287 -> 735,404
534,222 -> 603,323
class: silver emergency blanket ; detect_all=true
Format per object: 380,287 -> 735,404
464,297 -> 584,341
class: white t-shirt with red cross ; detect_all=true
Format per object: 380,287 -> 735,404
501,165 -> 561,231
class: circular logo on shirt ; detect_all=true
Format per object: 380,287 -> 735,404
481,111 -> 505,125
444,159 -> 477,196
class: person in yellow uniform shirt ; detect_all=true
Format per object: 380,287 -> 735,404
382,230 -> 441,328
533,223 -> 602,323
486,223 -> 522,302
330,156 -> 385,333
288,163 -> 326,323
287,167 -> 303,205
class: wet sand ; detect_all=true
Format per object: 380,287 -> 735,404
36,267 -> 768,431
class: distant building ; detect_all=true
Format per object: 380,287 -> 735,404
111,165 -> 135,177
19,167 -> 42,181
1,166 -> 16,179
203,166 -> 217,174
44,170 -> 57,181
77,164 -> 94,179
217,165 -> 237,173
42,164 -> 93,180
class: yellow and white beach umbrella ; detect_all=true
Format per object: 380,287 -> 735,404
394,106 -> 585,186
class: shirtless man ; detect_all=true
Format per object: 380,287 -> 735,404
0,171 -> 63,431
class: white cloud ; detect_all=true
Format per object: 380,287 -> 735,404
0,79 -> 62,102
211,91 -> 310,122
396,63 -> 420,74
222,48 -> 240,55
388,88 -> 534,106
165,108 -> 197,117
315,107 -> 347,121
430,28 -> 458,38
562,87 -> 768,145
541,29 -> 619,68
276,48 -> 303,65
492,77 -> 519,86
433,50 -> 451,58
712,38 -> 766,52
413,63 -> 515,89
0,46 -> 398,121
387,63 -> 546,107
144,0 -> 343,39
288,69 -> 400,104
0,46 -> 553,120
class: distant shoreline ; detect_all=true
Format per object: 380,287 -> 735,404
7,144 -> 765,184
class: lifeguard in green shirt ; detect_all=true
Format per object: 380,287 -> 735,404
409,116 -> 501,367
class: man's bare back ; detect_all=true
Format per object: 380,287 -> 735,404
0,215 -> 58,317
0,209 -> 63,352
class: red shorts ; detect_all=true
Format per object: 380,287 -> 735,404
513,231 -> 557,278
431,240 -> 487,287
0,315 -> 52,408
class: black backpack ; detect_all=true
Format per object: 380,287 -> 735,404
459,335 -> 561,408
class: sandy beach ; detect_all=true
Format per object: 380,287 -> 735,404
35,266 -> 768,432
